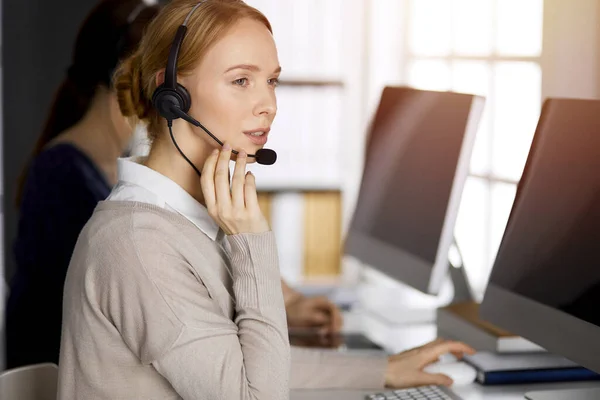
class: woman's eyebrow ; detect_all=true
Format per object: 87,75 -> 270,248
224,64 -> 282,74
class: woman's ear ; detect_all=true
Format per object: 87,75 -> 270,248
155,68 -> 166,87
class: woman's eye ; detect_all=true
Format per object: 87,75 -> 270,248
233,78 -> 248,86
268,78 -> 280,87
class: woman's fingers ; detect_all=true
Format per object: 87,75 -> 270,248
244,171 -> 260,212
231,150 -> 247,209
214,143 -> 233,212
201,144 -> 269,234
425,340 -> 476,364
200,149 -> 219,213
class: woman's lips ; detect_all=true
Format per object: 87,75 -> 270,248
243,130 -> 269,145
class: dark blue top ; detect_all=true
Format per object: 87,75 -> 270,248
6,143 -> 111,368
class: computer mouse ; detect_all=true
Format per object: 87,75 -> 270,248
437,352 -> 458,364
423,361 -> 477,386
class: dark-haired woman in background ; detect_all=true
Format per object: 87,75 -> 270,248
5,0 -> 161,369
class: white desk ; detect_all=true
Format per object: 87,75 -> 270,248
290,382 -> 600,400
290,308 -> 600,400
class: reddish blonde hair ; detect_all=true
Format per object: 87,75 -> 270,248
113,0 -> 272,141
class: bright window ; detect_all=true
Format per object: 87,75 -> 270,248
404,0 -> 544,296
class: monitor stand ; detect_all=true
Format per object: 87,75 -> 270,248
525,387 -> 600,400
437,239 -> 544,353
447,235 -> 477,301
358,238 -> 475,326
447,258 -> 473,303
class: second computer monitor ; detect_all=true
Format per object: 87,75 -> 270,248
480,97 -> 600,374
345,86 -> 485,295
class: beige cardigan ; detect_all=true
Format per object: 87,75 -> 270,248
58,201 -> 386,399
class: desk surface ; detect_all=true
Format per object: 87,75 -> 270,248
290,308 -> 600,400
291,381 -> 600,400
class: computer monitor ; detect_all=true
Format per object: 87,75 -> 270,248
480,98 -> 600,399
345,86 -> 485,295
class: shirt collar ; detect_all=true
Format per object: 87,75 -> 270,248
116,157 -> 220,241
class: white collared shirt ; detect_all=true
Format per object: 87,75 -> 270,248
107,157 -> 220,241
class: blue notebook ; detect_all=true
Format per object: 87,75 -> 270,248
464,352 -> 600,385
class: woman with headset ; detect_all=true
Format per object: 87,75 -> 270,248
57,1 -> 474,398
6,0 -> 344,372
5,0 -> 161,369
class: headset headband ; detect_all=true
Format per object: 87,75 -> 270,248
164,1 -> 207,90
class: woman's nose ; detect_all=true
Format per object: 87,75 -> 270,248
253,86 -> 277,117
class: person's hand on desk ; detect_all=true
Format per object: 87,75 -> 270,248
285,293 -> 343,333
281,280 -> 343,333
384,338 -> 476,388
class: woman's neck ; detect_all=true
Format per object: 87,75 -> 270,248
54,89 -> 128,185
144,133 -> 213,206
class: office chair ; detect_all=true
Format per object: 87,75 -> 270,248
0,362 -> 58,400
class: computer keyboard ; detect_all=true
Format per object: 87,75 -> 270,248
365,385 -> 462,400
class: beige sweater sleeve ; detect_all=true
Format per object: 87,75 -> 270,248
290,346 -> 387,389
110,229 -> 290,400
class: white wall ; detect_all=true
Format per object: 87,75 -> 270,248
541,0 -> 600,100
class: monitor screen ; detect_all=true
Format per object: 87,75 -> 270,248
481,98 -> 600,373
345,86 -> 484,294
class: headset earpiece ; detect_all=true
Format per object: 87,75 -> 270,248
151,83 -> 192,121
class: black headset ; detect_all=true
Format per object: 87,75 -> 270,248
151,0 -> 277,172
150,1 -> 198,123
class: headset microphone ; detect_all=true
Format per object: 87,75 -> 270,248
151,1 -> 277,176
168,106 -> 277,166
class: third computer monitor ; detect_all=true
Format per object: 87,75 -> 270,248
480,97 -> 600,374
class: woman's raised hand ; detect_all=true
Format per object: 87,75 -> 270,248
201,143 -> 270,235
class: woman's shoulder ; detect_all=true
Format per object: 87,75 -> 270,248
19,142 -> 111,208
89,201 -> 218,262
95,201 -> 195,226
79,202 -> 212,279
32,142 -> 97,178
77,203 -> 174,262
90,201 -> 201,243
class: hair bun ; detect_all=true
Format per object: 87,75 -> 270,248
114,52 -> 151,121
